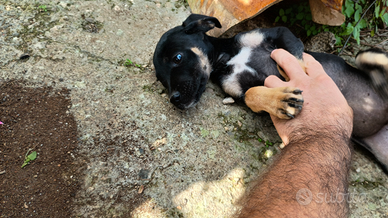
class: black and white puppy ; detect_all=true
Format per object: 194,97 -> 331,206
153,14 -> 388,171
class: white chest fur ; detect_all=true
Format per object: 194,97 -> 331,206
222,31 -> 265,98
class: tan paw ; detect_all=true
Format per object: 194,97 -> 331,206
245,86 -> 304,120
274,87 -> 304,119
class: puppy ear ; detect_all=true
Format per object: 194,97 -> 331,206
182,14 -> 222,34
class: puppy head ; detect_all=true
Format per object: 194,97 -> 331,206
153,14 -> 221,109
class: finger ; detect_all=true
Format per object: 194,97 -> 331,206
264,75 -> 287,88
271,49 -> 308,81
303,53 -> 326,78
269,114 -> 290,145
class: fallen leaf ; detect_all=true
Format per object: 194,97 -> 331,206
138,185 -> 144,194
150,138 -> 167,150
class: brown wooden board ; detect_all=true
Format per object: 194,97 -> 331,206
188,0 -> 345,36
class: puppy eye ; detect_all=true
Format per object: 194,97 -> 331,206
173,54 -> 182,64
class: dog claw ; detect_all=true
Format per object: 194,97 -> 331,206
288,103 -> 296,108
287,102 -> 303,110
286,113 -> 295,118
288,97 -> 304,103
276,87 -> 304,119
293,89 -> 303,94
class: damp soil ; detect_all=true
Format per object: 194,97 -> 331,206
0,80 -> 84,217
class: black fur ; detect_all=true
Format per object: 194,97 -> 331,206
153,14 -> 388,170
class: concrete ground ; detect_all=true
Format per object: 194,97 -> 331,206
1,0 -> 388,217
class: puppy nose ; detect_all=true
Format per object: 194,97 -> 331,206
170,92 -> 181,104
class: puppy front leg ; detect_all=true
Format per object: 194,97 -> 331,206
245,86 -> 304,119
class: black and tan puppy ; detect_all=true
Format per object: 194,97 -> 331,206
153,14 -> 388,171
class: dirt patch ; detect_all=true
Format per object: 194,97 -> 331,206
0,80 -> 83,217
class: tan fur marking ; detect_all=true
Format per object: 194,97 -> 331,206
356,52 -> 388,72
191,47 -> 212,76
245,86 -> 303,119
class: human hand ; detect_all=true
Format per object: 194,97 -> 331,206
265,49 -> 353,146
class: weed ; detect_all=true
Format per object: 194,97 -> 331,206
21,149 -> 37,168
175,0 -> 189,9
275,2 -> 322,37
142,85 -> 154,93
124,59 -> 133,66
340,0 -> 370,45
124,59 -> 142,68
265,140 -> 273,148
200,127 -> 210,137
275,0 -> 388,46
37,5 -> 47,12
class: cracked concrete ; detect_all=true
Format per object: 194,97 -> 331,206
1,0 -> 388,217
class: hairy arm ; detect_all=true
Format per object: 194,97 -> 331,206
238,129 -> 352,217
238,49 -> 353,217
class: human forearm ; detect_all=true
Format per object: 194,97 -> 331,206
238,50 -> 354,217
238,129 -> 352,218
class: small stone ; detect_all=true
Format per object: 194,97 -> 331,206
139,148 -> 144,154
264,149 -> 273,158
60,16 -> 69,22
138,169 -> 149,179
12,37 -> 20,43
222,97 -> 235,104
113,5 -> 121,12
33,41 -> 46,50
59,2 -> 67,8
368,203 -> 377,210
116,29 -> 124,36
85,18 -> 95,23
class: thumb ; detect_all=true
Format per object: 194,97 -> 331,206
269,114 -> 291,147
264,75 -> 287,88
